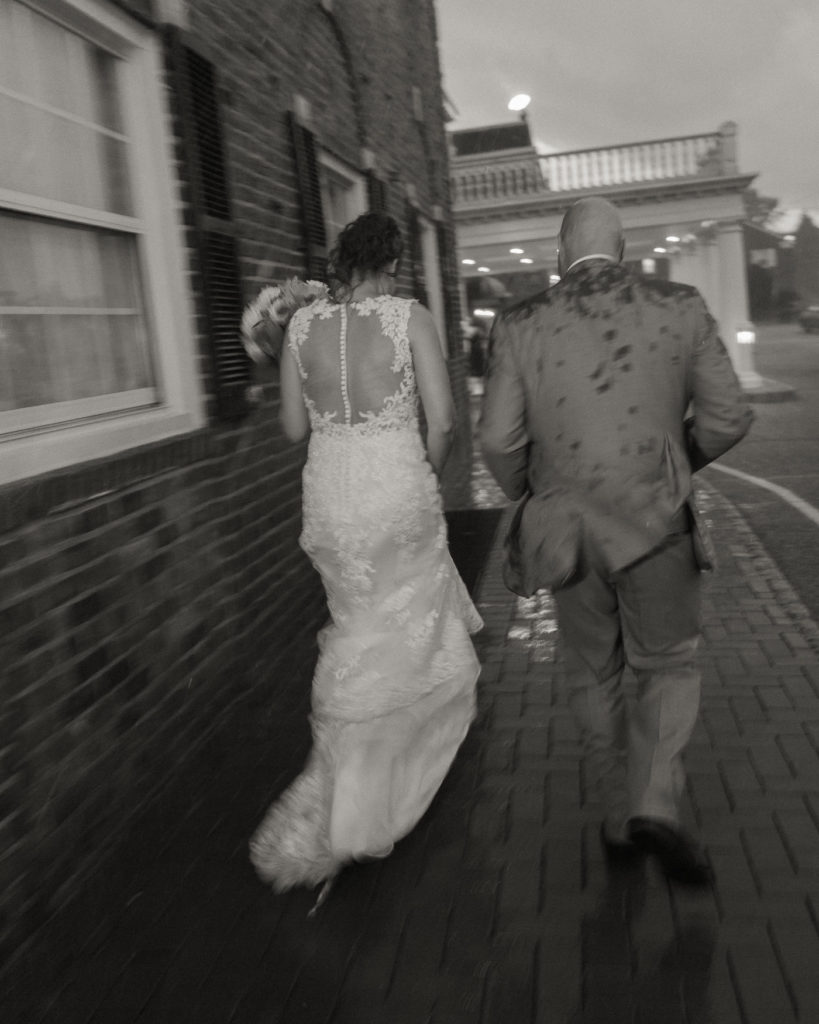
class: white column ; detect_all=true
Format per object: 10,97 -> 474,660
688,246 -> 707,298
670,239 -> 720,312
669,245 -> 700,292
716,222 -> 761,387
668,248 -> 689,285
700,242 -> 718,301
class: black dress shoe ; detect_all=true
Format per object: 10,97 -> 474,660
628,817 -> 713,886
600,823 -> 642,864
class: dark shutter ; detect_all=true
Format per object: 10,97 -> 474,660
436,222 -> 459,359
163,28 -> 249,421
407,203 -> 428,306
288,113 -> 328,281
367,171 -> 389,213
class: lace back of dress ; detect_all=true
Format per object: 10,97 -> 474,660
289,296 -> 416,434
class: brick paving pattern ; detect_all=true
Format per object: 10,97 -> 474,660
7,476 -> 819,1023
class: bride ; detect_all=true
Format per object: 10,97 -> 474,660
249,212 -> 482,903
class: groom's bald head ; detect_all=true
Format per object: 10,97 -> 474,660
558,197 -> 624,273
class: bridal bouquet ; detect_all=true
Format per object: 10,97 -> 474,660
241,277 -> 329,364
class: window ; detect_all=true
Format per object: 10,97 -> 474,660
750,248 -> 777,269
0,213 -> 155,430
0,0 -> 202,484
417,212 -> 447,355
318,151 -> 366,250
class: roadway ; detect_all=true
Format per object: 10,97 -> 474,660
704,322 -> 819,622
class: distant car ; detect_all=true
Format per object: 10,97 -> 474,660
798,305 -> 819,332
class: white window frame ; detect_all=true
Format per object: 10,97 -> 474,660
317,150 -> 366,250
0,0 -> 204,486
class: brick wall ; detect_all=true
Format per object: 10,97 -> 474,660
0,0 -> 470,974
0,413 -> 328,969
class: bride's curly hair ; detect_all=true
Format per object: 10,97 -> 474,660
328,212 -> 403,299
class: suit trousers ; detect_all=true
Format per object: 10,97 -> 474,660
553,528 -> 702,832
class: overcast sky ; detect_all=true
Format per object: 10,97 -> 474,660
436,0 -> 819,226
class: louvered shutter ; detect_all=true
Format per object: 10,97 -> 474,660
163,28 -> 249,421
288,114 -> 328,282
407,204 -> 428,306
367,171 -> 389,213
436,222 -> 459,359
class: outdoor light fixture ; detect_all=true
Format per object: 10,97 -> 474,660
509,247 -> 524,254
508,94 -> 531,112
461,258 -> 476,265
520,257 -> 533,264
666,235 -> 680,243
473,308 -> 495,318
734,322 -> 757,386
477,266 -> 491,272
653,247 -> 667,254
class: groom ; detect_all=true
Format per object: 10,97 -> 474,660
480,197 -> 752,884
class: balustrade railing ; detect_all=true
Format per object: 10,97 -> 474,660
451,125 -> 738,206
451,156 -> 546,203
541,132 -> 725,191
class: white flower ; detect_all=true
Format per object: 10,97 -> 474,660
240,277 -> 329,364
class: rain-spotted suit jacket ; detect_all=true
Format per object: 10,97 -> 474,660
480,260 -> 754,594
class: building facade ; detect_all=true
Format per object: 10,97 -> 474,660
0,0 -> 469,967
450,119 -> 763,389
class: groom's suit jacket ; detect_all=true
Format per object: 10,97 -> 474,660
480,261 -> 753,593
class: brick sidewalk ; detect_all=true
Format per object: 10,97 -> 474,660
463,488 -> 819,1024
10,486 -> 819,1024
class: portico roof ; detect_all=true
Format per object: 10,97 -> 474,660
451,122 -> 757,273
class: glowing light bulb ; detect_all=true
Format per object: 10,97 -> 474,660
508,94 -> 531,112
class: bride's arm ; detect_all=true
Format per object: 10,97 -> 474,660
279,340 -> 310,443
408,304 -> 455,478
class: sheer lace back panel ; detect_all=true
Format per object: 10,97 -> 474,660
287,295 -> 417,435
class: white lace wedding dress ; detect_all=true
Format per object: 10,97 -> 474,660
249,294 -> 482,893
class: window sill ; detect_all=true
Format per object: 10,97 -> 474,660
0,403 -> 206,489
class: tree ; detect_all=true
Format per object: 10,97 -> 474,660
742,187 -> 779,226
